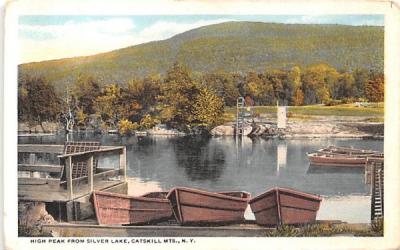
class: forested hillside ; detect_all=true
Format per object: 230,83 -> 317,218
19,21 -> 383,92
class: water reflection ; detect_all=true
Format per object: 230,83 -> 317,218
19,134 -> 382,197
277,141 -> 287,174
172,136 -> 226,181
18,134 -> 383,223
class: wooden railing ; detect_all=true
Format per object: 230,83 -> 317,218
18,144 -> 64,154
58,146 -> 127,200
18,144 -> 127,201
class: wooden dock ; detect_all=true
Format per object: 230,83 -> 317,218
18,143 -> 128,221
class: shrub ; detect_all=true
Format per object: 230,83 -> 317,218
139,114 -> 159,130
325,99 -> 342,106
118,119 -> 139,135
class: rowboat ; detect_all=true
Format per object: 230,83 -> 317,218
318,151 -> 384,158
307,152 -> 368,167
167,187 -> 250,225
249,187 -> 322,226
92,191 -> 173,225
318,146 -> 381,156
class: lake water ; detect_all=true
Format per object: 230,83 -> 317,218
19,133 -> 383,223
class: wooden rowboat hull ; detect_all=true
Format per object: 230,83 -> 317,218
167,187 -> 250,225
319,146 -> 381,155
93,191 -> 173,225
308,153 -> 367,167
249,187 -> 321,226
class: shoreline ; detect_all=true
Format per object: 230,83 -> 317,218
18,117 -> 384,139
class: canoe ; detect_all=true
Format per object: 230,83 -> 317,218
318,146 -> 381,155
92,191 -> 173,225
249,187 -> 322,226
307,152 -> 367,167
167,187 -> 250,225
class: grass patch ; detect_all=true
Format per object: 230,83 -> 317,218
287,113 -> 316,121
266,221 -> 383,237
18,224 -> 52,237
222,112 -> 235,123
289,105 -> 383,116
225,106 -> 277,116
224,103 -> 383,121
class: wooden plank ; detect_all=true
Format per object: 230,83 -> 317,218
18,144 -> 64,154
19,181 -> 125,202
58,146 -> 124,159
119,147 -> 126,181
66,156 -> 73,200
19,184 -> 64,192
18,164 -> 63,173
18,177 -> 60,185
88,156 -> 94,192
18,178 -> 49,185
94,169 -> 119,182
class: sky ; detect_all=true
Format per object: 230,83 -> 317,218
19,15 -> 384,64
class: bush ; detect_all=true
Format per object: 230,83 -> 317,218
325,99 -> 342,106
139,114 -> 159,130
118,119 -> 139,135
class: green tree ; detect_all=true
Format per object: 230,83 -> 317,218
243,71 -> 263,104
201,71 -> 240,106
336,72 -> 356,99
292,88 -> 304,106
287,66 -> 302,105
121,76 -> 161,122
192,87 -> 224,130
302,64 -> 339,104
159,62 -> 225,132
353,68 -> 370,98
18,75 -> 61,126
72,73 -> 101,119
94,84 -> 123,128
266,69 -> 288,105
139,114 -> 159,130
159,62 -> 200,130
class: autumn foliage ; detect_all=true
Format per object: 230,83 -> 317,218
18,62 -> 384,133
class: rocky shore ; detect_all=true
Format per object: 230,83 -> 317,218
211,116 -> 384,139
18,116 -> 384,139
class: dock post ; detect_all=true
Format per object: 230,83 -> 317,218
87,155 -> 94,192
66,156 -> 73,200
120,147 -> 127,181
29,153 -> 36,177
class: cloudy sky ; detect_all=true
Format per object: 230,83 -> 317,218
19,15 -> 384,64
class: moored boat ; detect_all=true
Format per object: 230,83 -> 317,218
318,146 -> 381,156
167,187 -> 250,225
307,152 -> 368,167
92,191 -> 173,225
249,187 -> 322,226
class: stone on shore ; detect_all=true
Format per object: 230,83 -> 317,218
147,124 -> 185,136
19,201 -> 55,236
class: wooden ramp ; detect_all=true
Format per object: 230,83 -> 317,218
368,158 -> 384,221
